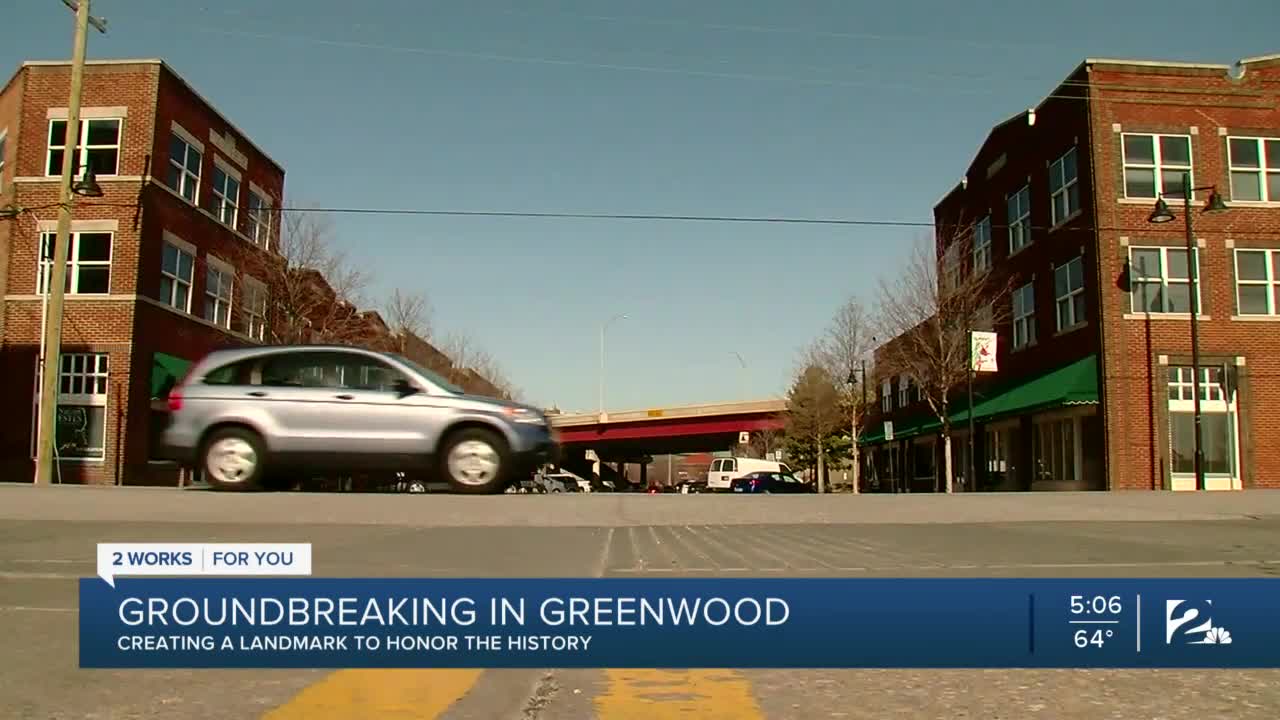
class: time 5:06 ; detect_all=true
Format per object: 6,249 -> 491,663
1070,595 -> 1123,615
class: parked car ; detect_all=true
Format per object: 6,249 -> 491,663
706,457 -> 795,491
730,471 -> 814,494
157,345 -> 558,494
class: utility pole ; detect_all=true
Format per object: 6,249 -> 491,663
35,0 -> 107,486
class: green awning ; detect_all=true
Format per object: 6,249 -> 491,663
150,352 -> 193,399
859,354 -> 1099,444
950,354 -> 1099,424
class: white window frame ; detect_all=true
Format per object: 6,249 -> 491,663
881,378 -> 892,412
1054,256 -> 1086,331
160,235 -> 196,312
45,117 -> 122,177
0,127 -> 8,191
210,159 -> 241,228
1166,365 -> 1240,487
898,374 -> 910,408
1049,147 -> 1080,226
1233,248 -> 1280,316
1007,185 -> 1031,254
1032,415 -> 1081,484
242,276 -> 269,341
204,257 -> 234,328
166,125 -> 203,203
1122,133 -> 1194,200
1227,136 -> 1280,203
1012,281 -> 1036,349
246,187 -> 272,247
32,352 -> 109,461
972,216 -> 992,273
1128,246 -> 1201,315
37,231 -> 112,295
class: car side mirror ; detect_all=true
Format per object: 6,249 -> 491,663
394,378 -> 419,398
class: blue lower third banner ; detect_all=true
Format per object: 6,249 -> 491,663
80,578 -> 1280,668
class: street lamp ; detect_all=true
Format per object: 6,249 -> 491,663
598,312 -> 627,417
1147,172 -> 1229,491
72,164 -> 103,197
730,351 -> 747,400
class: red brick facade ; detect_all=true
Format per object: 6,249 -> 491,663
0,59 -> 286,486
865,54 -> 1280,492
0,60 -> 513,486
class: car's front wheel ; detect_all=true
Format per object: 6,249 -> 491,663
201,427 -> 266,491
440,427 -> 509,494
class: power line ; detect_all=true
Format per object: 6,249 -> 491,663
12,199 -> 1277,237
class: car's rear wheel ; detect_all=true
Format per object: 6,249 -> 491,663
201,427 -> 266,491
440,427 -> 508,494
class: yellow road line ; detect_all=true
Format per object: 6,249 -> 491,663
594,669 -> 765,719
262,668 -> 483,720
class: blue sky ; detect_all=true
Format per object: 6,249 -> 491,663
5,1 -> 1276,411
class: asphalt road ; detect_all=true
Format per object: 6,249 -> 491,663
3,485 -> 1280,719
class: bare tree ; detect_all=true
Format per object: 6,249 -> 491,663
875,228 -> 1012,493
785,356 -> 845,493
813,296 -> 874,492
438,331 -> 523,401
384,289 -> 434,353
233,209 -> 371,346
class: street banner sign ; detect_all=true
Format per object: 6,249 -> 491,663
884,420 -> 894,442
971,331 -> 998,373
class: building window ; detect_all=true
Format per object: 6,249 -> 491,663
1012,281 -> 1036,349
242,280 -> 268,341
1049,147 -> 1080,226
881,378 -> 892,412
1033,417 -> 1078,483
205,265 -> 233,328
942,243 -> 961,291
46,118 -> 121,177
0,130 -> 8,191
897,375 -> 910,408
160,241 -> 195,312
210,165 -> 240,227
1123,133 -> 1193,199
1007,185 -> 1031,253
1234,248 -> 1280,316
37,231 -> 111,295
35,353 -> 109,460
246,189 -> 272,247
973,303 -> 994,332
166,133 -> 202,203
1129,246 -> 1199,314
1228,137 -> 1280,203
1054,256 -> 1086,330
1167,366 -> 1238,479
972,216 -> 992,273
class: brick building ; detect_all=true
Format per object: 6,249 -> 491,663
0,58 -> 286,485
861,53 -> 1280,492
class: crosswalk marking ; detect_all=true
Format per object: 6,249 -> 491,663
594,669 -> 766,719
262,669 -> 482,719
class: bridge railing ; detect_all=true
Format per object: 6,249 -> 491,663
549,398 -> 788,427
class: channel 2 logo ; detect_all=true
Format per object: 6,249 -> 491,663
1165,600 -> 1233,645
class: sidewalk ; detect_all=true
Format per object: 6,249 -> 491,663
3,483 -> 1280,527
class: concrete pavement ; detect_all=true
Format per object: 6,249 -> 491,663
2,486 -> 1280,718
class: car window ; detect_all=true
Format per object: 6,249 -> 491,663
711,460 -> 723,472
386,354 -> 465,394
259,351 -> 408,390
725,459 -> 737,471
201,358 -> 252,386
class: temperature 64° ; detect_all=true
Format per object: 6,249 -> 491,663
1075,628 -> 1114,648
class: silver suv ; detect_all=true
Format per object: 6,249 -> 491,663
156,345 -> 557,493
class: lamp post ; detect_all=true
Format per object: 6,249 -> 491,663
1147,172 -> 1228,492
34,0 -> 107,486
598,313 -> 627,418
847,359 -> 866,495
730,351 -> 747,400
